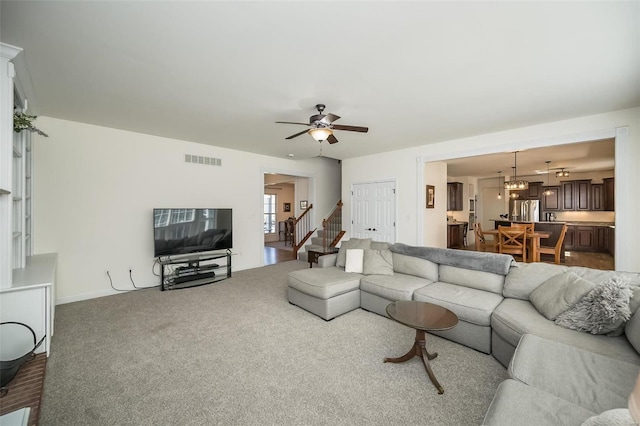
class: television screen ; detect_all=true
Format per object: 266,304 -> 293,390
153,208 -> 232,257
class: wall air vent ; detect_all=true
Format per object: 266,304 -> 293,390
185,154 -> 222,167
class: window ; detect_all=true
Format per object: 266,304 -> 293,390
264,194 -> 276,233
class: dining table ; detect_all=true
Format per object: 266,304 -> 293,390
483,229 -> 551,263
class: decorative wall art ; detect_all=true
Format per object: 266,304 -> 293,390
426,185 -> 435,208
283,202 -> 291,212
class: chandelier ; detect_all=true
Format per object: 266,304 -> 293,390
543,161 -> 555,196
556,168 -> 570,178
504,151 -> 529,191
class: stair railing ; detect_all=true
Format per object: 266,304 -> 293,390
293,204 -> 315,257
322,200 -> 345,252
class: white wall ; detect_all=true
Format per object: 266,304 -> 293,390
33,117 -> 341,303
342,107 -> 640,272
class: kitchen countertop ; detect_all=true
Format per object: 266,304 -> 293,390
491,219 -> 614,227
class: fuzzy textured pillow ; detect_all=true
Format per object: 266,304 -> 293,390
362,249 -> 394,275
555,277 -> 633,335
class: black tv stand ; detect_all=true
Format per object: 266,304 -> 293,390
158,250 -> 232,291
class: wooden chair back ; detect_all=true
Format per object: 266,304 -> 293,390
498,225 -> 528,262
474,223 -> 496,252
539,224 -> 568,264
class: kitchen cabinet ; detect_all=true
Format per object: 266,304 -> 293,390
564,225 -> 611,253
594,226 -> 607,251
605,227 -> 615,256
542,186 -> 561,210
575,226 -> 594,250
447,223 -> 466,248
447,182 -> 463,211
604,178 -> 615,211
560,180 -> 591,211
591,183 -> 604,211
510,182 -> 543,199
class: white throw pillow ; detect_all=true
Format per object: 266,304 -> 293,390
344,249 -> 364,273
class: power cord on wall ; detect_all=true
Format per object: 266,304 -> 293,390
129,269 -> 159,289
106,271 -> 130,292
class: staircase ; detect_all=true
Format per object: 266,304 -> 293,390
297,200 -> 345,262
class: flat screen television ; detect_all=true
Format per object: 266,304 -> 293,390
153,208 -> 232,257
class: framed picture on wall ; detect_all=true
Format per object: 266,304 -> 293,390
283,202 -> 291,212
426,185 -> 435,208
300,200 -> 308,209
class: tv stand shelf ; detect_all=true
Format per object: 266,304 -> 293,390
158,251 -> 231,291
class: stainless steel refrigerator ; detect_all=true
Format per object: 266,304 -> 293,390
509,199 -> 540,222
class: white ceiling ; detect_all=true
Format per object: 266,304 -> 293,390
1,1 -> 638,161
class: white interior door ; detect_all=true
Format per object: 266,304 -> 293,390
351,181 -> 396,242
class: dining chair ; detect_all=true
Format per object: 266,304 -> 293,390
511,222 -> 534,233
285,217 -> 295,246
474,223 -> 497,252
538,224 -> 568,264
498,225 -> 528,262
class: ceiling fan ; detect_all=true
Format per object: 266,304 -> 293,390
276,104 -> 368,144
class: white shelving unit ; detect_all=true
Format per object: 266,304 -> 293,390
0,43 -> 57,357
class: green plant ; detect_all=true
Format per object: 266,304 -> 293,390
13,111 -> 48,137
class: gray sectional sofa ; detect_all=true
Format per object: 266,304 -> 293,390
287,239 -> 640,425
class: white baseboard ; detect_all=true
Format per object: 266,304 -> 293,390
56,288 -> 131,305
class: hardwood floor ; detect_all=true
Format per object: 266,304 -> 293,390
264,245 -> 295,265
460,244 -> 615,270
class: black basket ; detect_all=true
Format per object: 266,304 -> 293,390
0,322 -> 45,389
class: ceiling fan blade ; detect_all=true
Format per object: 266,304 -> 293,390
285,129 -> 310,140
332,124 -> 369,133
320,113 -> 340,124
327,134 -> 339,144
276,121 -> 310,126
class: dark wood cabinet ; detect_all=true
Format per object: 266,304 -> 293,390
564,226 -> 575,250
447,223 -> 466,248
606,226 -> 615,256
565,225 -> 610,253
542,186 -> 561,210
575,226 -> 594,250
560,180 -> 591,211
604,178 -> 615,211
594,226 -> 607,251
527,182 -> 542,199
591,183 -> 604,211
447,182 -> 464,211
561,182 -> 575,210
575,180 -> 591,210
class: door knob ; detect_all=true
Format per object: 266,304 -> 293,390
366,228 -> 377,231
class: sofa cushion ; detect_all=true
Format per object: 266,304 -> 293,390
360,274 -> 432,301
529,271 -> 596,320
370,241 -> 391,251
509,334 -> 640,413
491,298 -> 640,364
482,379 -> 595,426
581,409 -> 635,426
438,264 -> 505,295
555,277 -> 633,335
362,249 -> 394,276
288,267 -> 361,300
344,249 -> 364,273
626,307 -> 640,354
336,238 -> 372,268
392,253 -> 438,281
503,262 -> 569,300
571,268 -> 640,311
413,282 -> 503,327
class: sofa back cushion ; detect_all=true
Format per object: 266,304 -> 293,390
626,307 -> 640,354
504,262 -> 569,300
392,253 -> 438,281
438,265 -> 505,294
336,238 -> 372,268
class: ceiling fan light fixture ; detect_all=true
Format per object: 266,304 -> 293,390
309,127 -> 333,142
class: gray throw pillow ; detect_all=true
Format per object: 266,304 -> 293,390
555,277 -> 633,335
336,238 -> 372,268
529,271 -> 596,320
363,249 -> 394,276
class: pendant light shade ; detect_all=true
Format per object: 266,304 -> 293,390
543,161 -> 555,196
504,151 -> 529,190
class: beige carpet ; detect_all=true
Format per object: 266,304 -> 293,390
41,260 -> 507,425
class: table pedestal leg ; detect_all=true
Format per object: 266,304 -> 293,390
384,329 -> 445,394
